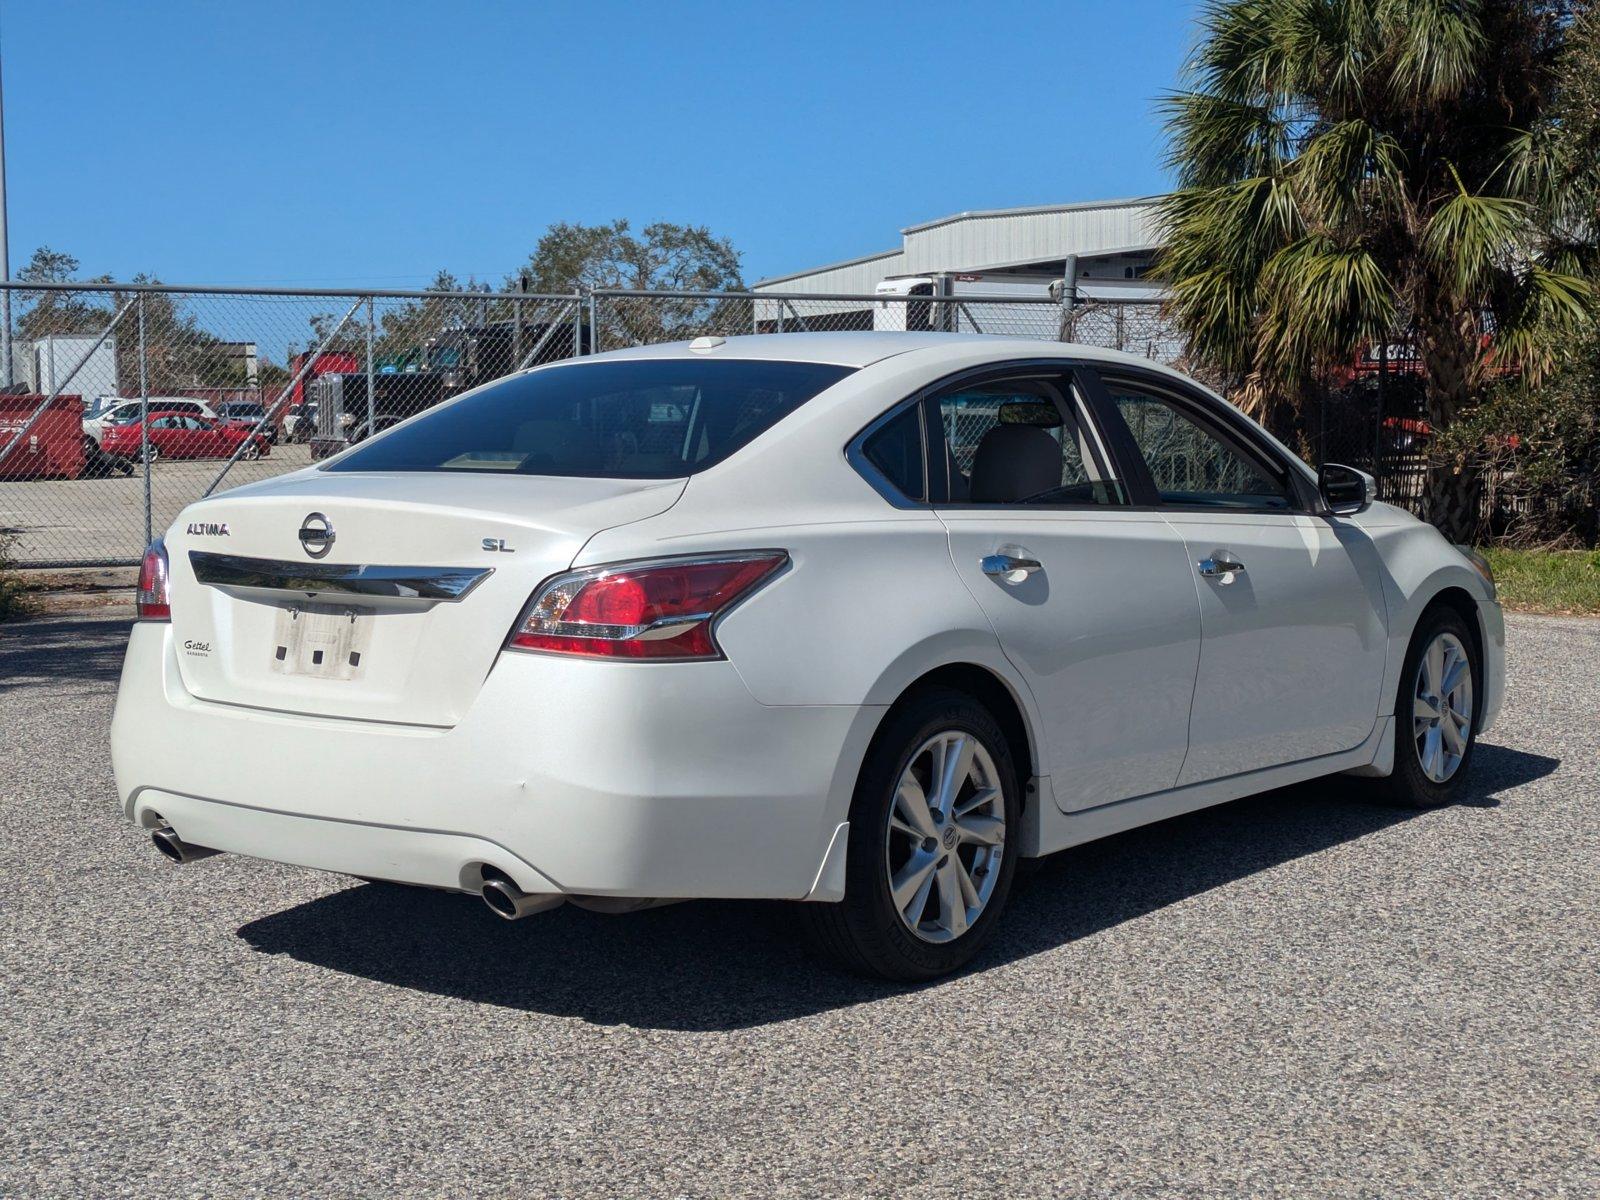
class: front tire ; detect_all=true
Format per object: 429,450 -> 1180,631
803,688 -> 1021,981
1379,606 -> 1479,808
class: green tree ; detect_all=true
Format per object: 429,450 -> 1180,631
1158,0 -> 1598,539
15,246 -> 115,342
516,219 -> 743,293
514,220 -> 746,347
375,269 -> 480,366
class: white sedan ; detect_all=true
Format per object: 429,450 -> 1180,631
112,334 -> 1504,980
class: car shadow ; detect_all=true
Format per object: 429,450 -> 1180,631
237,742 -> 1557,1031
0,614 -> 130,695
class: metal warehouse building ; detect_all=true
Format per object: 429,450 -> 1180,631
748,196 -> 1175,356
752,196 -> 1166,313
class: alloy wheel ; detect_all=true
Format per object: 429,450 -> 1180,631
884,730 -> 1006,943
1412,631 -> 1474,783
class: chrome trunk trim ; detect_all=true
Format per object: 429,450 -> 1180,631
188,551 -> 492,606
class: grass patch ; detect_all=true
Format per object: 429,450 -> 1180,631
0,533 -> 39,622
1480,548 -> 1600,616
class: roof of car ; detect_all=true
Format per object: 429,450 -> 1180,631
585,331 -> 1182,374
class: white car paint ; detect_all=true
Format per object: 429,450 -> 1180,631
111,333 -> 1504,916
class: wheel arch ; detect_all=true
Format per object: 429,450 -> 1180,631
1417,585 -> 1485,672
873,661 -> 1040,800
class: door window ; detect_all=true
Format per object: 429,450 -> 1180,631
933,376 -> 1123,506
1104,382 -> 1291,510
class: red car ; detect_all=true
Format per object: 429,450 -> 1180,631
101,410 -> 272,463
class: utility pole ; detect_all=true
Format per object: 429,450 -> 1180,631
0,47 -> 13,389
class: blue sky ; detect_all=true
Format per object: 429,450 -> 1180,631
1,0 -> 1199,290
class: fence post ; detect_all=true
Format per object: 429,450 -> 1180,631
138,293 -> 151,549
587,292 -> 598,355
0,280 -> 10,389
1374,338 -> 1387,497
571,292 -> 582,359
364,295 -> 375,440
203,294 -> 365,497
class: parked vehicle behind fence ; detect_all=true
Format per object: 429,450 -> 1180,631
215,401 -> 278,445
83,398 -> 220,452
102,411 -> 270,463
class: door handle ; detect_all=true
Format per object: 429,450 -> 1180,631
1197,555 -> 1246,581
982,553 -> 1043,584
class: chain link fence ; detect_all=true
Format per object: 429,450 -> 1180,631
0,283 -> 583,567
4,281 -> 1349,568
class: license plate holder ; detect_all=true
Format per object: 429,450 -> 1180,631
271,604 -> 373,680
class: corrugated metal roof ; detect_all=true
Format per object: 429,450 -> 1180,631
899,195 -> 1159,234
754,247 -> 905,292
755,196 -> 1167,293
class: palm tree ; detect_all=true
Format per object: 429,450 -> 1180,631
1159,0 -> 1596,540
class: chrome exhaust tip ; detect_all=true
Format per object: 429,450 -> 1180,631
480,876 -> 563,920
151,825 -> 220,864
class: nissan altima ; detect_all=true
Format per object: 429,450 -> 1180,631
111,333 -> 1504,980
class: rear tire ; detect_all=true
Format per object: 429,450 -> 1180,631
1378,606 -> 1480,808
803,687 -> 1021,981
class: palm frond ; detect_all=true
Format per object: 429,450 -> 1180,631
1292,117 -> 1405,225
1259,235 -> 1397,365
1489,265 -> 1595,382
1423,184 -> 1534,301
1160,92 -> 1293,187
1378,0 -> 1486,100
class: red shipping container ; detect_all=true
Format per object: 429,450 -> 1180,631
0,393 -> 86,480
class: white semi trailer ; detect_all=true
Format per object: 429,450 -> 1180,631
871,272 -> 1067,336
21,334 -> 121,405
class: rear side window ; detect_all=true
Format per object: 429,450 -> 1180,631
860,404 -> 925,501
326,359 -> 854,479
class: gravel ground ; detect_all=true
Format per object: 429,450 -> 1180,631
1,613 -> 1595,1198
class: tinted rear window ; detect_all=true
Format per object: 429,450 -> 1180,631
325,359 -> 855,479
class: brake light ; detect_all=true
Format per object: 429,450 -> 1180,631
136,538 -> 171,621
507,551 -> 787,659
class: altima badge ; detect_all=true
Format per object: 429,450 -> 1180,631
299,512 -> 335,558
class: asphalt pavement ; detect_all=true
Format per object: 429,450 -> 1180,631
0,612 -> 1595,1198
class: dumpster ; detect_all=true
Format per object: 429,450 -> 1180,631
0,393 -> 86,480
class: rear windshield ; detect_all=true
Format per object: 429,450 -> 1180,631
324,358 -> 855,479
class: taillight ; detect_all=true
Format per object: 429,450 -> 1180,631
507,551 -> 787,660
136,538 -> 171,621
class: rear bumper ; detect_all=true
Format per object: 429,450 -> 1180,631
112,624 -> 878,900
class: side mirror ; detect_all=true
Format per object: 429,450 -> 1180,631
1319,463 -> 1376,515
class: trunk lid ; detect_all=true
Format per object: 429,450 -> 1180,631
165,469 -> 686,725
